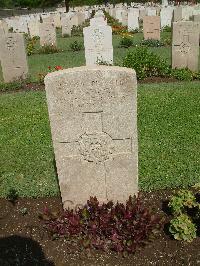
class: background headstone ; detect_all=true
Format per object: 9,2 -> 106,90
128,8 -> 139,31
39,21 -> 57,47
143,16 -> 160,40
0,33 -> 28,83
44,66 -> 138,209
172,21 -> 199,71
83,14 -> 113,65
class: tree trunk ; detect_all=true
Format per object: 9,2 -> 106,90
65,0 -> 69,13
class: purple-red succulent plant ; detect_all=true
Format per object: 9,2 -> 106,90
39,195 -> 164,255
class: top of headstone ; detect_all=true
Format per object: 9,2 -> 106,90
44,66 -> 136,82
94,10 -> 105,18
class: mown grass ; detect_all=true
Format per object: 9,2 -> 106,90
0,81 -> 200,197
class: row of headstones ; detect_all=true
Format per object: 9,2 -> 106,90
1,10 -> 90,37
107,5 -> 200,31
0,10 -> 89,82
0,8 -> 200,83
2,4 -> 200,36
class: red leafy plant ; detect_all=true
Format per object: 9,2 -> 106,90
39,195 -> 164,255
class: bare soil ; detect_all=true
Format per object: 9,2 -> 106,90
0,190 -> 200,266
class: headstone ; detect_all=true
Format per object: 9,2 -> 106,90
172,21 -> 199,71
193,14 -> 200,22
0,20 -> 8,35
115,8 -> 123,23
160,7 -> 174,28
0,33 -> 28,83
77,12 -> 85,25
28,19 -> 39,38
147,8 -> 157,16
143,16 -> 160,40
70,13 -> 79,27
162,0 -> 168,7
83,14 -> 113,65
139,9 -> 146,21
44,66 -> 138,209
53,13 -> 62,28
61,13 -> 73,36
128,9 -> 139,31
173,6 -> 182,22
39,21 -> 57,47
121,10 -> 128,26
182,6 -> 193,21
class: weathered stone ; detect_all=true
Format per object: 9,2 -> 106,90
172,21 -> 199,71
0,20 -> 8,37
39,21 -> 57,46
162,0 -> 168,7
44,66 -> 138,209
146,8 -> 157,16
53,13 -> 62,28
70,13 -> 79,27
121,9 -> 128,26
61,13 -> 73,36
83,16 -> 113,65
143,16 -> 160,40
115,8 -> 123,23
173,6 -> 182,22
193,14 -> 200,22
139,9 -> 146,21
0,33 -> 28,83
160,7 -> 174,28
77,12 -> 85,25
128,8 -> 139,31
28,19 -> 39,38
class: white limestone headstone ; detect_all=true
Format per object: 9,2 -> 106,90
0,33 -> 28,83
128,8 -> 139,31
44,66 -> 138,209
39,21 -> 57,47
172,21 -> 199,71
83,15 -> 113,66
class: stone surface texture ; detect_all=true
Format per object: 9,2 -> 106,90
83,15 -> 113,65
39,21 -> 57,46
128,8 -> 139,31
44,66 -> 138,209
143,16 -> 160,40
172,21 -> 199,71
0,33 -> 28,82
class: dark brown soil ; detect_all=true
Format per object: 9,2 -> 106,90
0,190 -> 200,266
139,76 -> 178,84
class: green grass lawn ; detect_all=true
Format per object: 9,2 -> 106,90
0,81 -> 200,198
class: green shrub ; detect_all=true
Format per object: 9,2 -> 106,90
71,21 -> 89,36
141,39 -> 164,47
38,45 -> 59,54
169,214 -> 197,242
26,38 -> 37,56
169,190 -> 197,215
162,37 -> 172,46
162,25 -> 171,32
123,47 -> 170,80
62,33 -> 70,38
171,68 -> 194,81
119,36 -> 134,48
69,41 -> 82,52
168,189 -> 200,242
6,188 -> 18,203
